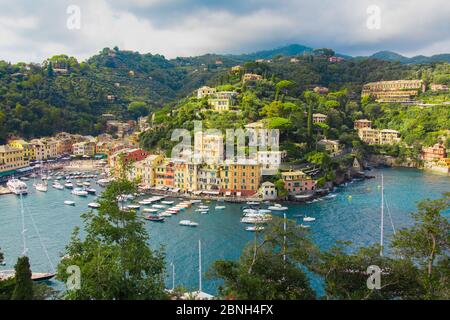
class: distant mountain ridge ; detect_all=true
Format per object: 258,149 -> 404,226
227,44 -> 313,61
368,50 -> 450,64
213,44 -> 450,64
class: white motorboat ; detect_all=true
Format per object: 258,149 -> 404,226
241,215 -> 272,224
303,216 -> 316,222
247,201 -> 260,205
86,188 -> 96,195
246,226 -> 265,232
34,181 -> 48,192
88,202 -> 101,209
179,220 -> 199,227
190,199 -> 202,204
152,204 -> 166,209
268,204 -> 288,211
143,208 -> 159,213
52,181 -> 64,190
215,205 -> 226,210
7,178 -> 28,195
161,200 -> 174,205
64,200 -> 75,206
64,182 -> 74,189
198,205 -> 209,209
126,204 -> 140,210
71,188 -> 88,197
83,181 -> 91,186
20,176 -> 29,181
160,212 -> 173,217
300,224 -> 310,229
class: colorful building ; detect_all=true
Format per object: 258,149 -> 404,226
421,143 -> 447,162
313,113 -> 327,124
317,139 -> 341,156
30,138 -> 59,160
8,139 -> 35,161
361,80 -> 425,103
281,171 -> 316,195
354,119 -> 372,130
72,141 -> 96,157
259,181 -> 277,200
358,128 -> 400,145
242,73 -> 263,83
155,160 -> 175,188
197,86 -> 216,98
220,159 -> 261,196
128,154 -> 164,186
0,145 -> 29,173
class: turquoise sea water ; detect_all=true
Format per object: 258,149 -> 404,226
0,168 -> 449,296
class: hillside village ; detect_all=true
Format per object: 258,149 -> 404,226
2,60 -> 449,199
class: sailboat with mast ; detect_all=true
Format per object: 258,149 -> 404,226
33,168 -> 48,192
0,193 -> 55,281
181,240 -> 214,300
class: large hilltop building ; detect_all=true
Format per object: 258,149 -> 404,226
361,80 -> 426,103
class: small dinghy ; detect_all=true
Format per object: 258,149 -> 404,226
88,202 -> 101,209
145,215 -> 165,222
64,200 -> 75,206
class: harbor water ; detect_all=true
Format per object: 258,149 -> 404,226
0,168 -> 449,296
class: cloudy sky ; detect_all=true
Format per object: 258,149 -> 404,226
1,0 -> 450,63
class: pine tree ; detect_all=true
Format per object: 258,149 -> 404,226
11,256 -> 34,300
47,61 -> 54,77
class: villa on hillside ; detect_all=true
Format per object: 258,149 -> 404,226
361,80 -> 426,103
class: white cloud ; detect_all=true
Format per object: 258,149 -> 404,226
0,0 -> 449,63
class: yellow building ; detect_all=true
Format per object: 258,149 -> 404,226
313,113 -> 327,124
128,155 -> 163,186
207,98 -> 231,112
0,145 -> 29,173
242,73 -> 263,83
358,128 -> 400,145
380,129 -> 401,144
8,139 -> 35,161
197,86 -> 216,99
30,138 -> 59,160
72,141 -> 96,157
361,80 -> 425,103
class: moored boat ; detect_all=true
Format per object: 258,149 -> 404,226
179,220 -> 199,227
7,178 -> 28,195
71,188 -> 88,197
268,204 -> 288,211
88,202 -> 101,209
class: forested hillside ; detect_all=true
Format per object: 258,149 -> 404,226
1,46 -> 449,144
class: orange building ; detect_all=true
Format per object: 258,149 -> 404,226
422,144 -> 447,162
220,159 -> 261,196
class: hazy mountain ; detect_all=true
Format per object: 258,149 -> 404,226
369,50 -> 450,64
